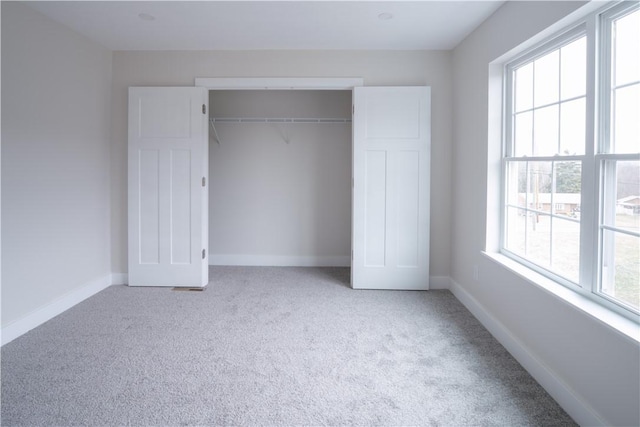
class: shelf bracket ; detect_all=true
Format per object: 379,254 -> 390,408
273,123 -> 290,144
209,120 -> 221,145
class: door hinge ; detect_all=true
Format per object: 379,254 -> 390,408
351,250 -> 354,260
352,105 -> 355,114
202,249 -> 206,260
202,104 -> 206,114
202,177 -> 206,187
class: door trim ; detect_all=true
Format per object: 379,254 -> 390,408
195,77 -> 363,90
195,76 -> 362,287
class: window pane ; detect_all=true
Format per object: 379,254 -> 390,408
534,50 -> 560,107
612,160 -> 640,231
612,83 -> 640,154
534,105 -> 559,156
554,161 -> 582,212
559,98 -> 586,155
514,111 -> 533,156
601,230 -> 640,311
526,162 -> 552,210
505,207 -> 526,255
600,159 -> 639,311
506,161 -> 528,207
525,162 -> 552,212
561,37 -> 587,100
527,213 -> 551,268
551,217 -> 581,283
614,9 -> 640,87
505,161 -> 519,206
515,62 -> 534,112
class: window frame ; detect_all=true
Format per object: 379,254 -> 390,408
500,1 -> 640,322
596,2 -> 640,315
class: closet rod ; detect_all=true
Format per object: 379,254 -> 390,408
210,117 -> 352,124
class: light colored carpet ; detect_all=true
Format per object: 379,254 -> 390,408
1,266 -> 575,426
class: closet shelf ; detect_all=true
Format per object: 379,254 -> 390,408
210,117 -> 352,124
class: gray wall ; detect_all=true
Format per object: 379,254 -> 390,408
209,90 -> 352,265
110,50 -> 453,277
1,2 -> 113,326
451,2 -> 639,426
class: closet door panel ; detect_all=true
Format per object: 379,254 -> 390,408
364,150 -> 387,267
169,149 -> 192,264
138,149 -> 161,265
128,87 -> 208,287
352,86 -> 430,290
396,150 -> 420,268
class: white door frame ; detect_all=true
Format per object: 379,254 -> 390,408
196,77 -> 363,278
195,77 -> 385,288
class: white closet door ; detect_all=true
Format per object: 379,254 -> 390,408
352,86 -> 431,290
128,87 -> 209,287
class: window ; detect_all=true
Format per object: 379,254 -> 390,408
502,2 -> 639,319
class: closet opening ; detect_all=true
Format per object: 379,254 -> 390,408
128,81 -> 428,289
207,90 -> 353,268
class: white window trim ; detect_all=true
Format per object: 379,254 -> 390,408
595,3 -> 640,317
501,21 -> 592,299
489,1 -> 640,329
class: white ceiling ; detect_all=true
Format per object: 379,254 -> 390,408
26,1 -> 505,51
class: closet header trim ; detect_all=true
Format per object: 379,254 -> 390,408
195,77 -> 364,90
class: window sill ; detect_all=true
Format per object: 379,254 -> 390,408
482,251 -> 640,344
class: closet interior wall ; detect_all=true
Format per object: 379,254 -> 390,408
208,90 -> 352,266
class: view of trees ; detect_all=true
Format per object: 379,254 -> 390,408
517,161 -> 582,194
555,161 -> 581,193
616,160 -> 640,199
516,160 -> 639,198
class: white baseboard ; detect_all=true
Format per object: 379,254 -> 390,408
429,276 -> 451,290
111,273 -> 129,285
1,274 -> 113,346
209,254 -> 351,267
449,279 -> 604,427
